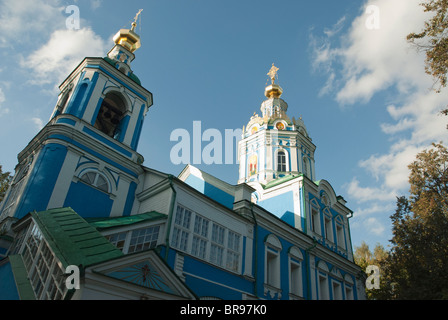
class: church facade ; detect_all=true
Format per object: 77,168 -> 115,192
0,18 -> 365,300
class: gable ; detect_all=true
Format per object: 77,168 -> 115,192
85,250 -> 197,300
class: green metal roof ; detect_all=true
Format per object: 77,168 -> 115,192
31,207 -> 123,269
8,255 -> 36,300
86,211 -> 167,231
262,174 -> 301,190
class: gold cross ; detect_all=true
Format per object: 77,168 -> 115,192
134,9 -> 143,24
131,9 -> 143,30
267,63 -> 279,84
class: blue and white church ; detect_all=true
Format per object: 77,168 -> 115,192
0,17 -> 366,300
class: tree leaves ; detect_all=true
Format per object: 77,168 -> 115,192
385,143 -> 448,299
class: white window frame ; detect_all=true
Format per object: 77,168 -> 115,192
332,280 -> 343,300
323,208 -> 334,243
264,235 -> 282,291
171,204 -> 242,273
288,247 -> 304,299
317,261 -> 330,300
344,273 -> 355,300
275,149 -> 288,173
310,199 -> 321,236
79,170 -> 110,193
20,220 -> 68,300
335,216 -> 346,251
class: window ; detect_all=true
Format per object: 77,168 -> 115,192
310,203 -> 320,235
335,216 -> 346,250
128,226 -> 160,253
226,231 -> 240,272
264,235 -> 282,289
324,209 -> 333,242
107,232 -> 127,251
317,261 -> 330,300
20,222 -> 67,300
210,223 -> 225,266
302,157 -> 309,177
318,275 -> 329,300
94,92 -> 126,138
106,225 -> 160,254
266,248 -> 280,287
289,247 -> 304,298
80,171 -> 109,193
344,273 -> 355,300
172,205 -> 192,252
345,285 -> 354,300
171,205 -> 242,272
191,215 -> 209,259
332,281 -> 343,300
277,150 -> 286,172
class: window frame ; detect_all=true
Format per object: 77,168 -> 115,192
171,204 -> 243,273
276,149 -> 287,173
105,224 -> 162,254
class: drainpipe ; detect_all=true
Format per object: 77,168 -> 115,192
305,239 -> 317,300
164,175 -> 177,262
249,202 -> 259,298
346,211 -> 354,261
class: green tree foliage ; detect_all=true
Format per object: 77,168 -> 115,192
385,143 -> 448,299
0,165 -> 12,202
407,0 -> 448,92
354,241 -> 390,300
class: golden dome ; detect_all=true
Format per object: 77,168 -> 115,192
265,83 -> 283,98
113,9 -> 143,53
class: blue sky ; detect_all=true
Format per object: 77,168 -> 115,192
0,0 -> 447,250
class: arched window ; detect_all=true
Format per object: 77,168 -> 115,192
277,150 -> 286,172
80,171 -> 109,193
94,92 -> 127,138
302,157 -> 309,178
323,208 -> 334,243
264,235 -> 282,290
289,247 -> 304,298
335,216 -> 346,250
317,261 -> 330,300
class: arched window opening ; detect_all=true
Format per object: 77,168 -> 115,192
94,92 -> 126,138
80,171 -> 109,193
277,150 -> 286,172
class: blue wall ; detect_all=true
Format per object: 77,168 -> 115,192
184,175 -> 234,210
258,191 -> 296,227
0,261 -> 20,300
64,181 -> 113,218
14,143 -> 67,220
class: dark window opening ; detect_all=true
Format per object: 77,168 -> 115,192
94,92 -> 126,138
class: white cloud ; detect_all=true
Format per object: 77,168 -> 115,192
0,87 -> 9,116
0,0 -> 65,47
346,177 -> 397,203
90,0 -> 102,11
31,117 -> 44,130
21,28 -> 108,88
312,0 -> 448,206
365,217 -> 386,236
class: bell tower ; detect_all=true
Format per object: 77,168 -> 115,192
238,64 -> 316,187
0,11 -> 153,221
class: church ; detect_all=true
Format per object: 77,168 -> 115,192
0,15 -> 365,300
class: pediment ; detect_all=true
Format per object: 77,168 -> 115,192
85,250 -> 196,300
